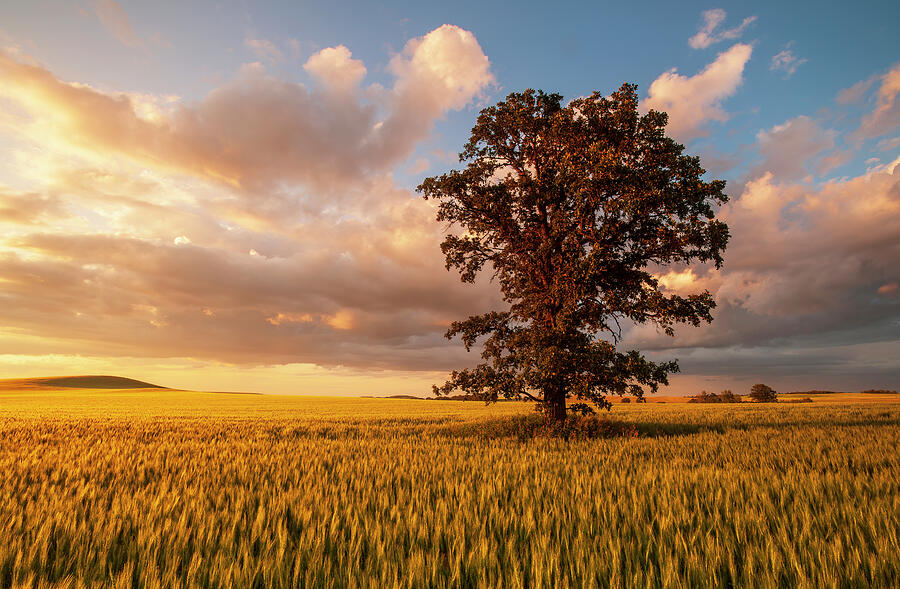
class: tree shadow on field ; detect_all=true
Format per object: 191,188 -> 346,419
440,409 -> 900,441
630,421 -> 727,438
629,410 -> 900,439
263,409 -> 900,442
440,414 -> 723,440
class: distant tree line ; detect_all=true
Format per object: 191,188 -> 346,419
689,384 -> 780,403
688,390 -> 742,403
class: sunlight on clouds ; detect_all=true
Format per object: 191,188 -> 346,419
389,25 -> 494,110
856,62 -> 900,140
1,16 -> 896,392
688,9 -> 756,50
0,32 -> 492,196
266,312 -> 314,326
878,282 -> 898,296
656,269 -> 701,294
325,309 -> 356,331
770,44 -> 808,79
0,27 -> 500,374
717,164 -> 900,317
303,46 -> 366,92
642,43 -> 752,142
752,116 -> 837,181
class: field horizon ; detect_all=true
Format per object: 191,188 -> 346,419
2,375 -> 896,405
2,384 -> 899,587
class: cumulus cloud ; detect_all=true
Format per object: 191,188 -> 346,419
855,62 -> 900,140
751,116 -> 837,181
627,162 -> 900,357
0,175 -> 502,368
0,26 -> 501,370
770,44 -> 807,78
641,43 -> 752,142
718,169 -> 900,316
375,24 -> 494,162
303,45 -> 366,93
688,9 -> 756,50
0,24 -> 493,197
91,0 -> 143,48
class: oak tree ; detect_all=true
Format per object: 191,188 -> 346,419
418,85 -> 729,420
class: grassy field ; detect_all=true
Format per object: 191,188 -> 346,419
1,384 -> 899,588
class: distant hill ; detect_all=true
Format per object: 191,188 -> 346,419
0,375 -> 166,390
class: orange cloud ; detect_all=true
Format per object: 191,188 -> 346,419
303,46 -> 366,93
626,157 -> 900,356
0,26 -> 493,196
688,9 -> 756,50
752,116 -> 838,181
642,43 -> 752,142
0,27 -> 501,371
855,62 -> 900,140
717,165 -> 900,317
878,283 -> 898,296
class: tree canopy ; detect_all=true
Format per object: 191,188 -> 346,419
749,384 -> 778,403
418,84 -> 729,419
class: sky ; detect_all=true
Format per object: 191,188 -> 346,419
0,0 -> 898,396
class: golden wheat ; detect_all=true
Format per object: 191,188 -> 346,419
0,391 -> 898,587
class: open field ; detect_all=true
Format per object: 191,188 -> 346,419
1,383 -> 899,587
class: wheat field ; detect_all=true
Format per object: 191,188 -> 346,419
1,388 -> 899,588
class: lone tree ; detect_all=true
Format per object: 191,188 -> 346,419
419,85 -> 729,420
749,384 -> 778,403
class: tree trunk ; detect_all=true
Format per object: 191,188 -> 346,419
544,391 -> 566,421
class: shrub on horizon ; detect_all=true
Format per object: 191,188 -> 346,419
749,383 -> 778,403
688,390 -> 741,403
717,389 -> 742,403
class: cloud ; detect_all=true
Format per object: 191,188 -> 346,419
407,157 -> 430,175
375,24 -> 494,162
641,43 -> 752,142
303,45 -> 366,93
879,282 -> 899,296
836,76 -> 877,105
0,26 -> 503,370
751,116 -> 837,181
0,188 -> 62,225
91,0 -> 143,48
388,25 -> 493,112
0,25 -> 492,200
719,169 -> 900,316
855,62 -> 900,140
689,9 -> 757,50
770,44 -> 807,78
876,135 -> 900,152
244,38 -> 284,64
0,175 -> 502,369
626,162 -> 900,358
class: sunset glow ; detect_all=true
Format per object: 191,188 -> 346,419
1,1 -> 898,394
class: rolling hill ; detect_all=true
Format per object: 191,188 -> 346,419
0,375 -> 166,391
